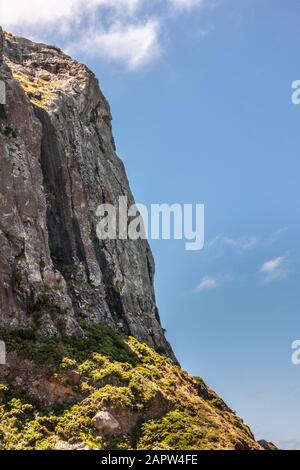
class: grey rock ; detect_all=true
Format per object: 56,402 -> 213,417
92,411 -> 121,435
54,440 -> 92,451
0,29 -> 174,358
258,440 -> 279,451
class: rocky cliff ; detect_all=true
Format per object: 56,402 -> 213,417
0,29 -> 271,451
0,28 -> 172,356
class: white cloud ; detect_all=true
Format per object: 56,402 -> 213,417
0,0 -> 143,27
70,20 -> 160,70
195,274 -> 233,292
207,227 -> 288,255
0,0 -> 215,69
207,235 -> 261,252
169,0 -> 206,10
195,275 -> 218,292
0,0 -> 156,69
259,255 -> 289,283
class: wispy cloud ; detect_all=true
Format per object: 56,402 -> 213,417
259,255 -> 289,283
206,227 -> 288,255
68,20 -> 161,70
195,23 -> 215,39
195,275 -> 218,292
0,0 -> 216,70
195,274 -> 233,292
0,0 -> 153,69
0,0 -> 144,27
195,229 -> 289,292
194,251 -> 290,293
169,0 -> 207,10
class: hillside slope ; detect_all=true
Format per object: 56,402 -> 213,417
0,323 -> 261,450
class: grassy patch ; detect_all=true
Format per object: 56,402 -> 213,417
0,321 -> 137,366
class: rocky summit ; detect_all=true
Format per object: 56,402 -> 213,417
0,28 -> 273,450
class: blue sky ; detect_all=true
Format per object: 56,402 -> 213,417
3,0 -> 300,449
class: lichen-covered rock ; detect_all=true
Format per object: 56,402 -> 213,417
0,28 -> 173,357
92,411 -> 121,436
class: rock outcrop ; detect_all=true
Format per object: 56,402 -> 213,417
0,28 -> 272,451
258,440 -> 279,451
0,28 -> 172,356
92,411 -> 121,436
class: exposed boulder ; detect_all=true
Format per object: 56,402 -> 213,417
92,411 -> 121,436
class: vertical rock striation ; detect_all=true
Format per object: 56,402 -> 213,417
0,29 -> 173,357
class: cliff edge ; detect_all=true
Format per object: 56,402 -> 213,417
0,28 -> 172,356
0,29 -> 270,451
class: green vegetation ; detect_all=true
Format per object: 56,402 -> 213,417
29,296 -> 68,332
0,321 -> 137,366
14,271 -> 22,286
0,323 -> 257,450
137,410 -> 217,450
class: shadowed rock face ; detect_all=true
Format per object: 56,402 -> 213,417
0,28 -> 173,357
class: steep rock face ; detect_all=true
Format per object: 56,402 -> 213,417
0,28 -> 172,356
0,29 -> 270,452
